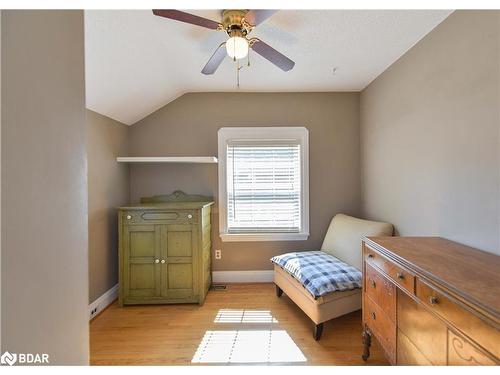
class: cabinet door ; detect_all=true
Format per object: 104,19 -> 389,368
122,225 -> 161,301
160,224 -> 198,300
397,289 -> 447,365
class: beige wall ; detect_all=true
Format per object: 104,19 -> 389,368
360,10 -> 500,255
87,109 -> 129,303
129,92 -> 361,271
1,11 -> 89,363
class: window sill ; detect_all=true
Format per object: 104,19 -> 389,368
220,233 -> 310,242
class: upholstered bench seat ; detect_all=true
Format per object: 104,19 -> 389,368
272,214 -> 393,340
274,265 -> 362,325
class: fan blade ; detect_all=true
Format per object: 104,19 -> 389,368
152,10 -> 221,30
244,10 -> 278,26
250,39 -> 295,72
201,43 -> 227,75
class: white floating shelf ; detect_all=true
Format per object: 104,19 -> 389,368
117,156 -> 218,164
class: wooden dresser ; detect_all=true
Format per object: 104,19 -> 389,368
362,237 -> 499,365
118,191 -> 213,306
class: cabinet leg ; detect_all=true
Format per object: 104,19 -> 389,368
362,329 -> 372,361
275,284 -> 283,297
313,323 -> 324,341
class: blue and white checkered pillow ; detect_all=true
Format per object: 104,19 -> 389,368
271,250 -> 362,299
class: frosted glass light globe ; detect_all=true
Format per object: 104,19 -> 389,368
226,36 -> 249,60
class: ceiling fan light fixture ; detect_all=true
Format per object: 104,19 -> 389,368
226,36 -> 249,60
152,9 -> 294,74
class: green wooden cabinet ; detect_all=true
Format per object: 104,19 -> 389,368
118,191 -> 214,306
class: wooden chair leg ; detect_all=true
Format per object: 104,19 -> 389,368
313,323 -> 324,341
275,284 -> 283,297
362,329 -> 372,361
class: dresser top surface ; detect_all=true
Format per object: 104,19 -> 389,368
119,201 -> 214,210
364,236 -> 500,318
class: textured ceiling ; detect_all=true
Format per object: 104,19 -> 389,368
85,9 -> 452,125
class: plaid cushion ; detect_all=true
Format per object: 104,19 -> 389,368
271,251 -> 362,299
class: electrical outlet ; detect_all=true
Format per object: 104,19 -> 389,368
215,249 -> 222,259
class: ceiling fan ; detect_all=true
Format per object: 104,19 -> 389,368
152,9 -> 295,75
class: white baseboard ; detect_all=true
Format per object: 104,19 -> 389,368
212,270 -> 274,283
87,272 -> 273,318
89,284 -> 119,320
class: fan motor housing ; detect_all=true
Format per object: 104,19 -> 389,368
222,9 -> 251,36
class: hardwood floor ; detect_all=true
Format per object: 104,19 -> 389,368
90,283 -> 389,365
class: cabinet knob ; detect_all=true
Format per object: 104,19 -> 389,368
367,254 -> 374,259
126,215 -> 132,220
187,214 -> 193,219
161,259 -> 166,264
370,279 -> 376,288
154,259 -> 160,264
396,272 -> 405,280
371,312 -> 376,320
429,296 -> 439,305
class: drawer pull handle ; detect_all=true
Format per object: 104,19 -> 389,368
396,272 -> 405,280
187,214 -> 193,219
154,259 -> 160,264
429,296 -> 439,305
370,279 -> 376,288
367,254 -> 374,259
371,312 -> 376,320
126,215 -> 132,220
161,259 -> 166,264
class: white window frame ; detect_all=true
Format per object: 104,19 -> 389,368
218,127 -> 309,242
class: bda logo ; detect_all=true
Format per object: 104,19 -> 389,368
0,351 -> 49,365
1,351 -> 17,366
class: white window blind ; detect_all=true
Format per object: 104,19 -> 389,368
226,142 -> 302,233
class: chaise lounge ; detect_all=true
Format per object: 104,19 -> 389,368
271,213 -> 393,340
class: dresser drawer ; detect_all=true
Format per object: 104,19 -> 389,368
416,278 -> 500,359
364,295 -> 396,364
365,263 -> 396,322
364,245 -> 415,294
122,210 -> 198,224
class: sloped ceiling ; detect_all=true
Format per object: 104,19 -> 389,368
85,9 -> 452,125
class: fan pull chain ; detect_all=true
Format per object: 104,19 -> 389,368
234,50 -> 251,88
236,59 -> 240,88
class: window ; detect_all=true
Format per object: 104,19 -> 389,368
218,127 -> 309,242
